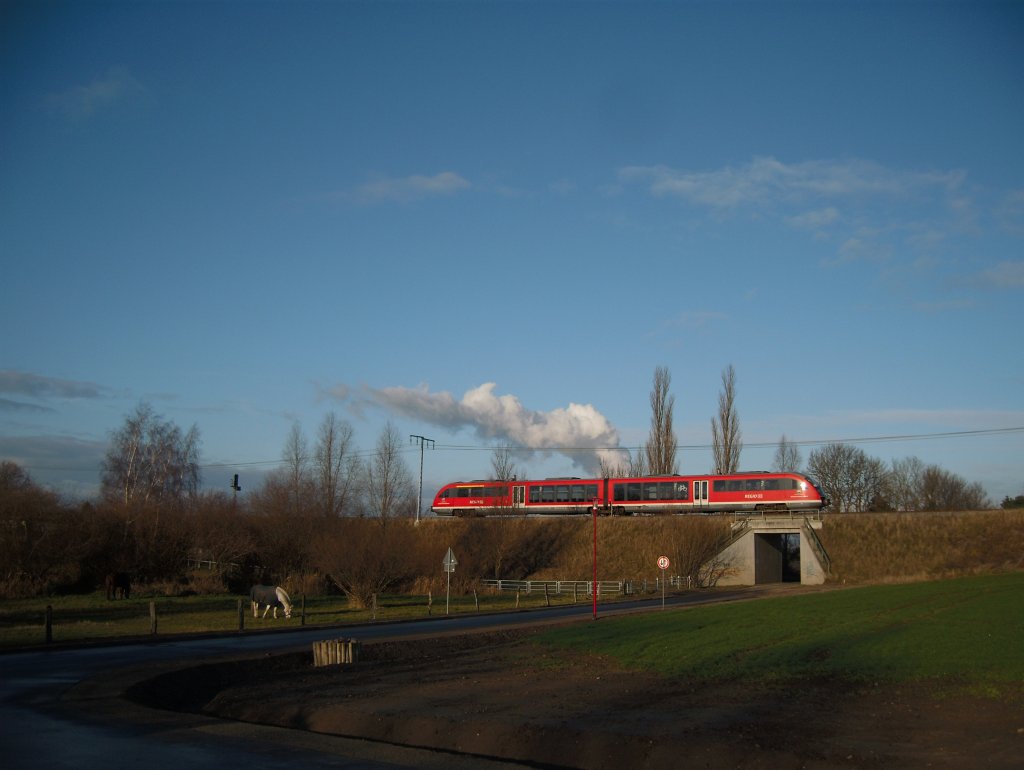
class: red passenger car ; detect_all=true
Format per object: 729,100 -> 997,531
430,472 -> 828,517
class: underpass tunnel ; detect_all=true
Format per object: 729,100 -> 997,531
753,532 -> 802,584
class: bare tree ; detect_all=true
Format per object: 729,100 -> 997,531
365,422 -> 416,520
101,402 -> 201,507
806,443 -> 850,512
313,412 -> 356,517
281,422 -> 310,516
313,517 -> 415,608
889,456 -> 926,511
849,453 -> 889,512
644,366 -> 679,475
919,465 -> 990,511
807,442 -> 887,512
711,364 -> 742,474
490,444 -> 518,481
598,448 -> 645,478
0,461 -> 84,595
772,435 -> 802,473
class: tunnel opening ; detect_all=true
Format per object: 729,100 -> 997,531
753,532 -> 802,584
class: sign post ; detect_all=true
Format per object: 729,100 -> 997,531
657,555 -> 670,609
592,501 -> 599,620
443,547 -> 457,615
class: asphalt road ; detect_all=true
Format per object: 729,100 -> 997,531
1,587 -> 782,769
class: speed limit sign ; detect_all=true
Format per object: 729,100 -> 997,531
657,555 -> 670,570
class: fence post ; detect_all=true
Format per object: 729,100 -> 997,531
473,589 -> 479,612
515,590 -> 520,609
301,594 -> 306,626
149,601 -> 157,635
544,583 -> 550,607
237,598 -> 245,632
427,591 -> 432,616
45,605 -> 52,644
371,593 -> 377,621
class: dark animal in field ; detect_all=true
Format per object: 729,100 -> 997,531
105,572 -> 131,600
250,585 -> 292,619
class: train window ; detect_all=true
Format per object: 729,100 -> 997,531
541,486 -> 556,503
613,484 -> 625,502
713,480 -> 725,492
627,483 -> 642,501
556,486 -> 569,502
570,485 -> 584,502
675,482 -> 688,500
643,482 -> 658,500
585,484 -> 598,500
657,482 -> 680,500
764,479 -> 779,491
529,487 -> 541,503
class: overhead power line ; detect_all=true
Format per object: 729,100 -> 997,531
432,425 -> 1024,454
12,426 -> 1023,474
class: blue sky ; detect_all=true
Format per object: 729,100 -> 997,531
2,0 -> 1022,504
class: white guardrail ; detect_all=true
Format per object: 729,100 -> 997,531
479,577 -> 694,596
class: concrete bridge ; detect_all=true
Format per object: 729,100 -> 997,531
712,513 -> 831,586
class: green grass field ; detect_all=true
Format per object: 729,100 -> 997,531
0,588 -> 593,649
535,572 -> 1024,696
4,573 -> 1022,702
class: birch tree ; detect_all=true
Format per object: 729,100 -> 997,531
313,412 -> 357,516
101,402 -> 201,507
365,422 -> 416,521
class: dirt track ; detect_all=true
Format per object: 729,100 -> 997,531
131,628 -> 1023,769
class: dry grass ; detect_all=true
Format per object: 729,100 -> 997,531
418,511 -> 1024,587
818,510 -> 1024,584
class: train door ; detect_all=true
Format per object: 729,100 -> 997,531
693,479 -> 709,511
512,485 -> 525,511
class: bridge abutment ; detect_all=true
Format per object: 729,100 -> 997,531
712,515 -> 830,586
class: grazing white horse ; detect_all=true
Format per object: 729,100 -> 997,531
249,585 -> 293,619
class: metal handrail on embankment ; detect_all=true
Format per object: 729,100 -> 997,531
479,577 -> 694,597
801,517 -> 832,575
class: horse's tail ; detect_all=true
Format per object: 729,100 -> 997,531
276,586 -> 292,608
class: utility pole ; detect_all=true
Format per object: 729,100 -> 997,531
409,434 -> 435,524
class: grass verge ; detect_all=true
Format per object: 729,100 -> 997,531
0,588 -> 607,649
534,572 -> 1024,697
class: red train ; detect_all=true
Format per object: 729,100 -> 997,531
431,471 -> 828,517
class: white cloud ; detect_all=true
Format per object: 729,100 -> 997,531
353,171 -> 471,203
785,207 -> 840,230
913,298 -> 975,313
666,310 -> 728,329
330,382 -> 622,474
997,189 -> 1024,235
0,370 -> 105,400
619,157 -> 964,209
978,260 -> 1024,289
45,67 -> 143,119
